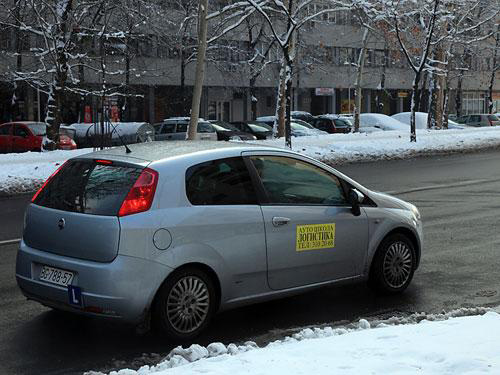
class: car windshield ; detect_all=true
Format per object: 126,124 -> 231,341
248,122 -> 272,132
27,123 -> 47,136
197,121 -> 214,133
293,119 -> 314,129
211,121 -> 238,131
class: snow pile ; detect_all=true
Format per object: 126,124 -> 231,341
0,148 -> 92,196
2,126 -> 500,195
86,307 -> 499,375
266,126 -> 500,164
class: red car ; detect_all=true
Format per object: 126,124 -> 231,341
0,122 -> 77,153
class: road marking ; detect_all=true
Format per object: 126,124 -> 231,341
386,178 -> 498,195
0,238 -> 21,247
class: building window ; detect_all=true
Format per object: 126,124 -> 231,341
462,92 -> 485,114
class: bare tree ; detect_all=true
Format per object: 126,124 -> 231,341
186,0 -> 208,140
381,0 -> 441,142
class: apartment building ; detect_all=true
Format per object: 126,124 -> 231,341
0,3 -> 498,124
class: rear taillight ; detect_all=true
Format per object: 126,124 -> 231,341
118,168 -> 158,217
31,162 -> 67,203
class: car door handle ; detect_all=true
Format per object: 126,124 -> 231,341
272,217 -> 290,227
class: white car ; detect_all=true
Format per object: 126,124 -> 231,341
391,112 -> 463,129
358,114 -> 408,133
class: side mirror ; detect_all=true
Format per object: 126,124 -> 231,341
348,188 -> 365,216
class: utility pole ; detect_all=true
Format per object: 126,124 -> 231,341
187,0 -> 208,140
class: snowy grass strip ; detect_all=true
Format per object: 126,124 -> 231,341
85,306 -> 492,375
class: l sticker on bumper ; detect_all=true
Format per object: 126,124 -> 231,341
296,223 -> 335,251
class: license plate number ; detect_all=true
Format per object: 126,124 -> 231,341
39,266 -> 74,287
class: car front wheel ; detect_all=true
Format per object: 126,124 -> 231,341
369,234 -> 415,294
152,267 -> 216,340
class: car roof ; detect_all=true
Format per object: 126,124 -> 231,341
1,121 -> 47,125
77,141 -> 289,165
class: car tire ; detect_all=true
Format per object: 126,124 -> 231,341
369,234 -> 415,294
152,267 -> 216,341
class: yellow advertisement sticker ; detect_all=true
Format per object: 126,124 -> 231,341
296,223 -> 336,252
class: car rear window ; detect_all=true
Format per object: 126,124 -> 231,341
34,160 -> 142,216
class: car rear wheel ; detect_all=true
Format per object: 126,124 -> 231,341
152,267 -> 216,340
369,234 -> 415,294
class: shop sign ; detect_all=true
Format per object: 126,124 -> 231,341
315,88 -> 334,96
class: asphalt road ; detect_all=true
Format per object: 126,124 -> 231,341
1,150 -> 500,374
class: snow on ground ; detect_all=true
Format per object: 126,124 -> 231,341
87,307 -> 500,375
1,126 -> 500,195
0,148 -> 92,196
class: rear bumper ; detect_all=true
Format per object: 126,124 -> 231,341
16,240 -> 173,323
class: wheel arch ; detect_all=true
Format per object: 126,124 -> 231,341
150,262 -> 222,312
368,226 -> 421,278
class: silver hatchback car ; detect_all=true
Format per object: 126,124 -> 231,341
16,142 -> 422,339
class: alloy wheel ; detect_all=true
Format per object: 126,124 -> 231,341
166,276 -> 210,334
382,241 -> 413,289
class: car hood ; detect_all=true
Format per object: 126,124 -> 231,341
368,191 -> 414,211
216,129 -> 255,139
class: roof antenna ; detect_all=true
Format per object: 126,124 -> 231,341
106,117 -> 132,153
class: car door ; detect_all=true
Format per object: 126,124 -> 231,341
246,153 -> 368,290
314,119 -> 332,133
467,115 -> 481,127
334,119 -> 352,133
182,156 -> 267,300
174,121 -> 188,140
157,123 -> 176,141
12,124 -> 33,152
0,124 -> 13,153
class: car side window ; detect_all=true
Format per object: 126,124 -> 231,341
0,125 -> 11,136
161,123 -> 175,134
334,119 -> 350,128
176,123 -> 188,132
250,156 -> 347,206
14,125 -> 29,137
315,119 -> 330,131
186,157 -> 257,205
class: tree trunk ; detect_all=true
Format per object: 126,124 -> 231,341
410,73 -> 420,142
180,46 -> 187,116
426,70 -> 436,129
187,0 -> 208,140
487,25 -> 499,114
284,59 -> 293,149
274,60 -> 286,138
354,28 -> 369,133
250,76 -> 257,120
455,72 -> 463,117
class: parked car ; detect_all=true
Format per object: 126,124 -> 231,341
0,121 -> 77,153
73,122 -> 154,148
358,113 -> 408,132
391,112 -> 463,129
291,121 -> 328,136
391,112 -> 464,129
312,115 -> 352,134
291,111 -> 316,124
257,111 -> 316,126
153,118 -> 217,141
17,141 -> 422,339
256,116 -> 327,137
231,121 -> 273,140
455,114 -> 500,127
208,120 -> 257,141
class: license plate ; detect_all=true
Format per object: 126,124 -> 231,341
39,265 -> 74,287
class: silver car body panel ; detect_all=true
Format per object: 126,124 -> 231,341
16,141 -> 423,322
